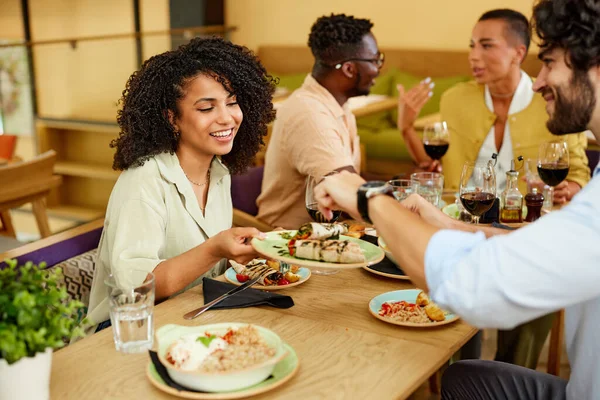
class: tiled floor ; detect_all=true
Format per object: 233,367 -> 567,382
409,329 -> 570,399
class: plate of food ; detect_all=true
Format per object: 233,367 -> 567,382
149,323 -> 298,398
225,259 -> 311,290
251,222 -> 385,270
369,289 -> 459,327
360,237 -> 410,280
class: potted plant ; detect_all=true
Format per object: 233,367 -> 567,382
0,259 -> 85,400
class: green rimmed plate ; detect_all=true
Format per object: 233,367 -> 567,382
369,289 -> 459,328
147,343 -> 299,399
251,230 -> 385,270
224,266 -> 311,290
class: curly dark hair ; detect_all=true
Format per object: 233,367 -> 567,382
479,9 -> 531,52
308,13 -> 373,64
532,0 -> 600,71
111,36 -> 276,174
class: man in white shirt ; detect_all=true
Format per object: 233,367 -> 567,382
313,0 -> 600,398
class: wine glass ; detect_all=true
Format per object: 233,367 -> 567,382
422,121 -> 450,160
459,161 -> 496,224
305,175 -> 340,275
537,141 -> 569,207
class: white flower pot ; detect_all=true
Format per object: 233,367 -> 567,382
0,347 -> 52,400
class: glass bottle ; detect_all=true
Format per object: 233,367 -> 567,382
500,169 -> 523,223
525,187 -> 545,222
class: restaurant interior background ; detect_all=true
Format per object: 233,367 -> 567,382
0,0 -> 534,242
0,2 -> 572,397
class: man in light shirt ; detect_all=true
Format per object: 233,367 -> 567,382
257,14 -> 381,229
313,0 -> 600,398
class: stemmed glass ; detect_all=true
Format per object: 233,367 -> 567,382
305,175 -> 341,223
422,121 -> 450,160
459,161 -> 496,224
537,141 -> 570,207
305,175 -> 340,275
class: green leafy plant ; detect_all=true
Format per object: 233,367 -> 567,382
0,259 -> 85,365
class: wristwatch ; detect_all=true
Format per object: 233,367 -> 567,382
357,181 -> 394,224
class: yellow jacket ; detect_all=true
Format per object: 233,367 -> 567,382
441,81 -> 590,193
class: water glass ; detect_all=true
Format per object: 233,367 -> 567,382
410,172 -> 444,208
105,269 -> 155,353
387,179 -> 419,202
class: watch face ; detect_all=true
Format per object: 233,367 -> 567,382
362,181 -> 388,189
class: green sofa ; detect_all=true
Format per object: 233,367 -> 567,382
273,69 -> 470,172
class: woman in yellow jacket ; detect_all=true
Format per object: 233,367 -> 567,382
403,9 -> 590,368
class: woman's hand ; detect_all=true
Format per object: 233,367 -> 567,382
208,227 -> 266,264
400,194 -> 454,229
397,78 -> 434,131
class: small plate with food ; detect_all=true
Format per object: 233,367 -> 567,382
251,222 -> 384,270
225,259 -> 311,290
369,289 -> 459,327
149,323 -> 299,398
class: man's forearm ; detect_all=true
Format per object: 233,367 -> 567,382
449,219 -> 511,237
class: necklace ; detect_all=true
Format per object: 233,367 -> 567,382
489,90 -> 515,99
185,169 -> 211,187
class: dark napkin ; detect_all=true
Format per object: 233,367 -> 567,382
360,235 -> 407,276
202,278 -> 294,310
149,350 -> 274,393
491,222 -> 517,230
149,350 -> 203,392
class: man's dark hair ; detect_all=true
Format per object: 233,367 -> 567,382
308,13 -> 373,64
532,0 -> 600,71
111,36 -> 276,174
479,9 -> 531,53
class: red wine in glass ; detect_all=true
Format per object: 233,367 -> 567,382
423,140 -> 449,160
306,202 -> 342,222
537,163 -> 569,187
460,192 -> 496,216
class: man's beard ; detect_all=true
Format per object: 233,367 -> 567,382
347,71 -> 370,98
546,70 -> 596,135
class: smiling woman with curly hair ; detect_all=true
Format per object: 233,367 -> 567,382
87,37 -> 276,332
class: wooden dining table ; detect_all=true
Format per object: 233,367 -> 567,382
50,265 -> 477,399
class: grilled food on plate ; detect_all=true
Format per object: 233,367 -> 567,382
231,259 -> 300,286
290,239 -> 366,263
293,222 -> 349,240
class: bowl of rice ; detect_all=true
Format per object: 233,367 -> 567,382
156,322 -> 288,392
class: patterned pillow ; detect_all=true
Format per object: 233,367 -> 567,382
48,249 -> 98,316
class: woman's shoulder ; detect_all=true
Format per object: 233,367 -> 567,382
110,155 -> 168,202
441,80 -> 481,101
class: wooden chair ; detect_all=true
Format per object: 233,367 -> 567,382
0,150 -> 62,238
547,309 -> 565,376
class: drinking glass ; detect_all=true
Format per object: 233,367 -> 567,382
410,172 -> 444,208
422,121 -> 450,160
105,269 -> 155,353
525,158 -> 553,213
306,175 -> 341,223
459,161 -> 496,224
537,141 -> 570,208
387,179 -> 419,202
305,175 -> 339,276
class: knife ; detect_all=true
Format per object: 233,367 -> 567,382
183,275 -> 262,320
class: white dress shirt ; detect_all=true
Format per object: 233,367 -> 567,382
425,164 -> 600,400
472,71 -> 534,191
87,152 -> 232,328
